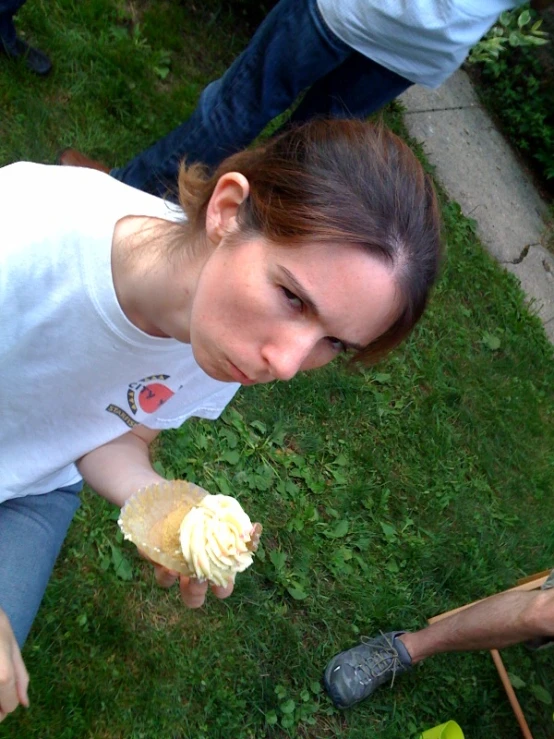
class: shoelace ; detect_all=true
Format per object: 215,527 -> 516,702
354,633 -> 404,688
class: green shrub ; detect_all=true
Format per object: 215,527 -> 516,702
469,7 -> 554,185
468,7 -> 548,65
478,46 -> 554,182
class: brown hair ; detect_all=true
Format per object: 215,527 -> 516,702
175,119 -> 442,364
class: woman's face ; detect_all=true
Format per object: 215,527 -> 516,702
186,236 -> 400,385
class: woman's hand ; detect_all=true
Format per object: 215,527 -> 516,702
0,609 -> 29,722
138,522 -> 262,608
137,551 -> 234,608
154,566 -> 235,608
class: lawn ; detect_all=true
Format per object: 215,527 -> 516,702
1,1 -> 554,737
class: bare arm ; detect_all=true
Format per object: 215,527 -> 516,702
76,427 -> 235,607
76,425 -> 164,507
402,588 -> 554,664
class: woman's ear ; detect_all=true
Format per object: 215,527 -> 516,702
205,172 -> 250,245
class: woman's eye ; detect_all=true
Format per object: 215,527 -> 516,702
281,286 -> 303,310
327,336 -> 347,353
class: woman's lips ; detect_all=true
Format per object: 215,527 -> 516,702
228,360 -> 256,385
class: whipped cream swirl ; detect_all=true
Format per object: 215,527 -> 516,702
179,494 -> 256,586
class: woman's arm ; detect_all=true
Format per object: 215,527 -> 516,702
76,427 -> 234,607
76,426 -> 164,507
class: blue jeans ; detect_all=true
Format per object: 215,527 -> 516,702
111,0 -> 411,197
0,0 -> 25,43
0,483 -> 82,646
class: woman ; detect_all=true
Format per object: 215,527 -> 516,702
0,119 -> 442,721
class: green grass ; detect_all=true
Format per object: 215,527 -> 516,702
2,1 -> 554,737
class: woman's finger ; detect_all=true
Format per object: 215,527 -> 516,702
179,576 -> 209,608
136,549 -> 179,588
153,564 -> 179,588
0,665 -> 18,715
250,522 -> 263,551
211,579 -> 234,600
0,650 -> 18,716
0,609 -> 27,718
12,645 -> 29,708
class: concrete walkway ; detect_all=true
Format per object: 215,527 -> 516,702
400,70 -> 554,342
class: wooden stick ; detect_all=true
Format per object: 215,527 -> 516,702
427,575 -> 548,625
516,569 -> 552,586
490,649 -> 534,739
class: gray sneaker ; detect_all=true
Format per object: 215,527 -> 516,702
323,631 -> 413,709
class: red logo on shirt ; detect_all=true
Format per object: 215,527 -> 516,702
137,382 -> 174,413
106,374 -> 176,428
127,375 -> 174,414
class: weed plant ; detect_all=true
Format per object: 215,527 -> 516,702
468,6 -> 554,193
1,1 -> 554,737
475,46 -> 554,186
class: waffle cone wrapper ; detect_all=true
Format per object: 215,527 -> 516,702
118,480 -> 208,576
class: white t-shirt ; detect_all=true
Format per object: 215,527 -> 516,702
317,0 -> 525,88
0,162 -> 240,503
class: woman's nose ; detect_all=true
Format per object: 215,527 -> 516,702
261,331 -> 317,382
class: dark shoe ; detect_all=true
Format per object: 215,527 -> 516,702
525,635 -> 554,651
0,36 -> 52,76
57,148 -> 111,174
323,631 -> 412,709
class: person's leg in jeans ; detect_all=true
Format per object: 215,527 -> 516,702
0,483 -> 82,647
287,51 -> 412,125
0,0 -> 25,46
0,0 -> 52,75
111,0 -> 353,196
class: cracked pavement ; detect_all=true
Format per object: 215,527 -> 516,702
400,70 -> 553,341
